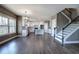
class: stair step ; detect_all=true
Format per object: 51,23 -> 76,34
74,21 -> 79,24
55,23 -> 79,42
58,34 -> 67,37
65,28 -> 74,31
70,24 -> 79,26
67,26 -> 79,28
58,33 -> 67,35
55,36 -> 62,40
56,35 -> 62,38
70,24 -> 79,25
64,30 -> 72,33
55,37 -> 62,42
71,24 -> 79,25
67,26 -> 77,28
65,28 -> 74,30
68,26 -> 78,28
59,32 -> 69,35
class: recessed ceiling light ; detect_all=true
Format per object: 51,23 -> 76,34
25,9 -> 32,15
19,9 -> 32,15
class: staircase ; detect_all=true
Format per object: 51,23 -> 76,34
55,22 -> 79,44
54,8 -> 79,45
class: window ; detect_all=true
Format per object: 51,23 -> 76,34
0,15 -> 16,36
9,19 -> 16,33
0,16 -> 8,35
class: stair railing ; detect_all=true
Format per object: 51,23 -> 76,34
65,8 -> 72,15
54,9 -> 72,46
61,12 -> 72,46
61,12 -> 72,29
54,27 -> 57,41
61,13 -> 79,46
61,28 -> 64,46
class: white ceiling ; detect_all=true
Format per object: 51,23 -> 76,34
2,4 -> 79,21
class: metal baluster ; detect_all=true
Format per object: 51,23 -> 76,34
54,27 -> 56,41
62,28 -> 64,46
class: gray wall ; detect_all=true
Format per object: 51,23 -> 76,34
57,9 -> 78,33
66,28 -> 79,41
71,9 -> 78,20
57,12 -> 69,33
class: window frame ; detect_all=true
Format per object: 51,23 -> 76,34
0,13 -> 16,36
9,18 -> 16,33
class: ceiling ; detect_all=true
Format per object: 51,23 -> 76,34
2,4 -> 79,21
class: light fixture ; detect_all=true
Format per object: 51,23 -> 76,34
24,9 -> 32,15
24,11 -> 30,22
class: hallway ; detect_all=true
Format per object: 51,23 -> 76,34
0,33 -> 79,54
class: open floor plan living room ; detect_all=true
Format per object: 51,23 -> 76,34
0,4 -> 79,54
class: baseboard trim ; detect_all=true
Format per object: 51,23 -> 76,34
54,38 -> 79,44
65,41 -> 79,44
0,35 -> 18,45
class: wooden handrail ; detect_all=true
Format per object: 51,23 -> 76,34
65,8 -> 72,14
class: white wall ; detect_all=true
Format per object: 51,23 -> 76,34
44,22 -> 48,32
28,21 -> 44,27
51,18 -> 57,36
20,16 -> 57,35
27,21 -> 44,32
22,16 -> 57,35
22,19 -> 49,33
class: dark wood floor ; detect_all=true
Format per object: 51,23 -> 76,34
0,33 -> 79,54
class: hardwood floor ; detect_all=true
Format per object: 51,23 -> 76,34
0,33 -> 79,54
